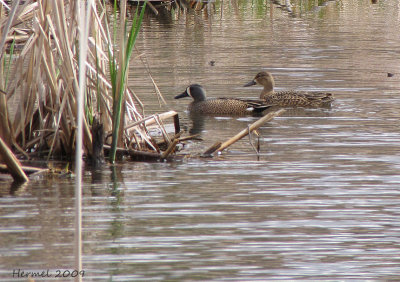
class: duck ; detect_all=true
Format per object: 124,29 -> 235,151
244,71 -> 334,107
175,84 -> 272,115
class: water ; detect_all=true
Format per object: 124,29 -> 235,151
2,0 -> 400,280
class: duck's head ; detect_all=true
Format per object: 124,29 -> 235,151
244,71 -> 275,91
175,84 -> 206,102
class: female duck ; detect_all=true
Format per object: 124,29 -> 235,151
175,84 -> 271,115
244,71 -> 334,107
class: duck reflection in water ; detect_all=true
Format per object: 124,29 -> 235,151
187,112 -> 206,135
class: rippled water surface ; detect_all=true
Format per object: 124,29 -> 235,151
2,0 -> 400,280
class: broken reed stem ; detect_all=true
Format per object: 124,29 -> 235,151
177,134 -> 200,142
125,110 -> 178,131
0,136 -> 29,182
0,164 -> 48,175
203,109 -> 286,155
202,142 -> 222,157
134,46 -> 167,106
161,138 -> 179,159
248,127 -> 260,154
147,2 -> 159,15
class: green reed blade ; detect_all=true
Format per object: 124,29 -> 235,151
109,1 -> 146,163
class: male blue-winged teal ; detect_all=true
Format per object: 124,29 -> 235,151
244,71 -> 334,107
175,84 -> 272,115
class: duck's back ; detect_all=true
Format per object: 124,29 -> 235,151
262,90 -> 333,107
188,98 -> 265,115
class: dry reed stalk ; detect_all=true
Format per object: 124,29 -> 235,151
75,2 -> 95,279
0,1 -> 19,147
161,138 -> 179,159
0,136 -> 28,182
0,163 -> 47,175
135,47 -> 167,107
0,86 -> 12,146
125,111 -> 178,131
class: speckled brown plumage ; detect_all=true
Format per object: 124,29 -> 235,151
175,84 -> 272,115
261,90 -> 334,107
244,71 -> 334,107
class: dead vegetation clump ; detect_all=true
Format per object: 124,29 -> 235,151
0,1 -> 177,168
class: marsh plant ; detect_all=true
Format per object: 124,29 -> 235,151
0,0 -> 169,163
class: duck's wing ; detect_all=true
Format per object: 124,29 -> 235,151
240,98 -> 276,112
302,92 -> 334,107
269,91 -> 333,107
218,97 -> 274,113
303,91 -> 333,99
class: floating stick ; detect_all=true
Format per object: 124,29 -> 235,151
203,109 -> 285,155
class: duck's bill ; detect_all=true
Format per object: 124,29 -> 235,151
243,80 -> 257,87
174,91 -> 189,99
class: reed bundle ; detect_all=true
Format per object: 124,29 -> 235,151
0,0 -> 173,163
